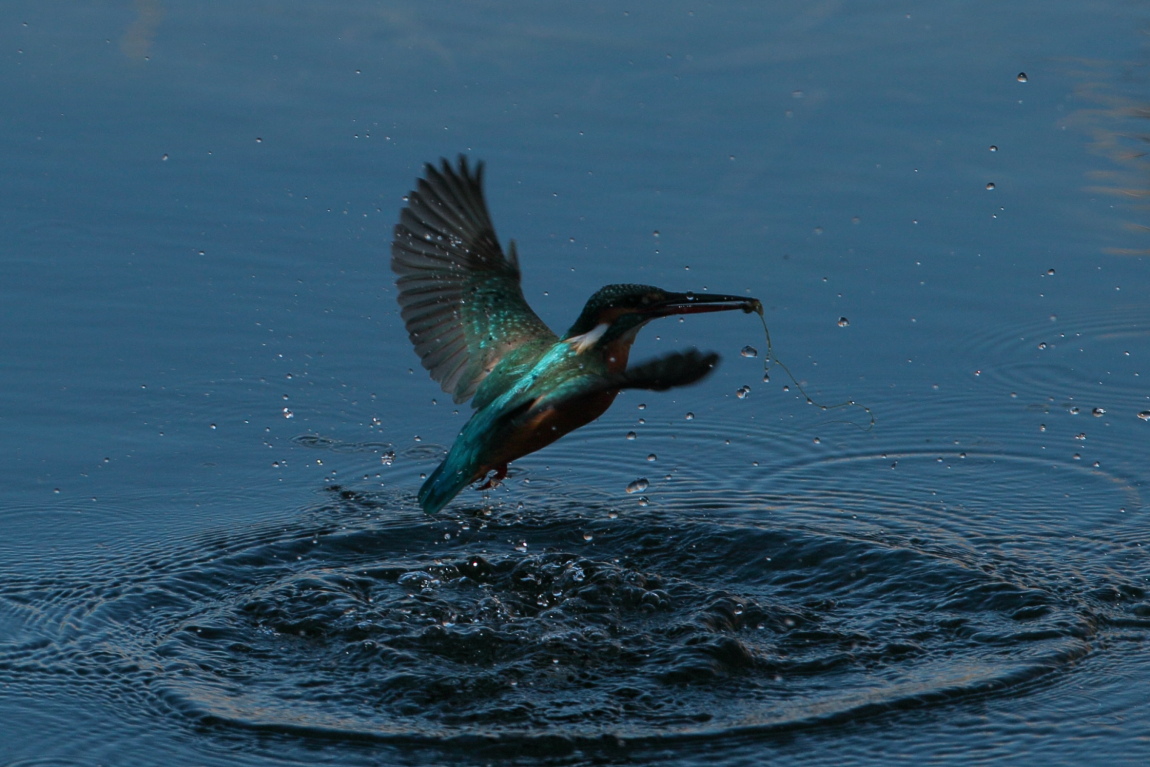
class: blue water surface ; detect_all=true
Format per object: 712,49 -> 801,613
3,2 -> 1150,765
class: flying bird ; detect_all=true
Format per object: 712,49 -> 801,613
391,157 -> 760,514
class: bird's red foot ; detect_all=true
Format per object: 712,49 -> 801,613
477,464 -> 509,490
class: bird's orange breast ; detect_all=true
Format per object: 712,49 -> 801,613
478,335 -> 639,475
600,335 -> 635,375
488,389 -> 619,469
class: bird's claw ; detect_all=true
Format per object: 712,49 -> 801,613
477,464 -> 509,491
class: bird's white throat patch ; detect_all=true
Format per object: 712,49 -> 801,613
566,322 -> 610,354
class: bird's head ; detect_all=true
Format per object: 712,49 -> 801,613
563,283 -> 759,354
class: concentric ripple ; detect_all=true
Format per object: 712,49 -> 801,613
961,305 -> 1150,419
3,465 -> 1135,756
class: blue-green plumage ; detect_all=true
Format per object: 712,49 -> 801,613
392,157 -> 760,514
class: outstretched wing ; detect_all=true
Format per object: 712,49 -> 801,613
607,349 -> 720,392
391,156 -> 557,405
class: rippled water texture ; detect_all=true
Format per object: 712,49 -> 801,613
3,429 -> 1148,761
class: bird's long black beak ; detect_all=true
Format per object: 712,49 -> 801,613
646,292 -> 762,318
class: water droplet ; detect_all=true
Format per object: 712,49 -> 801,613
282,407 -> 294,419
740,345 -> 758,358
626,478 -> 649,494
1017,72 -> 1028,82
1092,407 -> 1106,417
637,403 -> 646,410
514,541 -> 528,553
986,182 -> 996,190
209,423 -> 217,430
1069,407 -> 1080,415
637,496 -> 649,507
684,412 -> 694,420
1138,411 -> 1150,421
1037,342 -> 1047,350
647,453 -> 657,462
989,145 -> 998,152
161,153 -> 169,161
1046,268 -> 1055,276
625,431 -> 637,440
398,571 -> 437,590
837,317 -> 850,327
1075,433 -> 1086,440
255,136 -> 263,143
736,385 -> 750,399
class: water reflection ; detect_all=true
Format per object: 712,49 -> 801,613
1066,68 -> 1150,254
120,0 -> 162,61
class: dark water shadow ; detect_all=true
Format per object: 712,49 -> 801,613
4,459 -> 1146,762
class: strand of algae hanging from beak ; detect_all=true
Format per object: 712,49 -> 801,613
749,301 -> 875,431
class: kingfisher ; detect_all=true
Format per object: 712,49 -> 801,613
391,156 -> 760,514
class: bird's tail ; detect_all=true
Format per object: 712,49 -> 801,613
418,453 -> 478,515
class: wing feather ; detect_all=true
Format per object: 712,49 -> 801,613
391,156 -> 557,405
